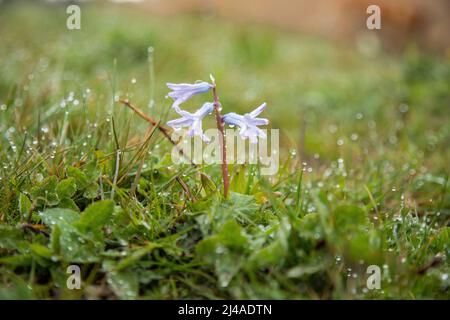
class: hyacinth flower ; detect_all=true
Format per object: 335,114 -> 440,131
166,81 -> 213,109
166,76 -> 269,198
223,103 -> 269,144
167,102 -> 214,142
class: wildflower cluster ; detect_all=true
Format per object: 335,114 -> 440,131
166,78 -> 269,144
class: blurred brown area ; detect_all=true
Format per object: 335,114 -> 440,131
135,0 -> 450,53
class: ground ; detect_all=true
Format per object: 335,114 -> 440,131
0,3 -> 449,299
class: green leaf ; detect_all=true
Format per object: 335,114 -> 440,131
59,227 -> 98,262
0,226 -> 26,250
328,205 -> 382,264
200,173 -> 217,195
67,166 -> 90,189
59,198 -> 79,211
56,177 -> 77,199
298,212 -> 324,240
331,204 -> 367,236
51,224 -> 61,255
40,208 -> 80,228
40,208 -> 98,262
115,243 -> 160,271
18,193 -> 32,217
222,192 -> 259,224
0,254 -> 32,267
345,230 -> 384,264
249,217 -> 291,268
76,200 -> 114,232
196,220 -> 249,287
106,270 -> 139,300
0,272 -> 34,299
249,240 -> 285,267
83,182 -> 99,199
30,176 -> 59,206
230,166 -> 246,194
29,243 -> 53,260
218,219 -> 249,250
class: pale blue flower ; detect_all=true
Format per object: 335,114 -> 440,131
166,81 -> 213,108
223,103 -> 269,144
167,102 -> 214,141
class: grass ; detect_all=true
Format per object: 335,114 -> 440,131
0,2 -> 449,299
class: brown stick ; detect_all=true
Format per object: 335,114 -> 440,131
211,81 -> 229,198
176,176 -> 196,203
119,99 -> 172,140
118,99 -> 194,166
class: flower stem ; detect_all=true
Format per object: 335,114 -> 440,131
211,81 -> 229,198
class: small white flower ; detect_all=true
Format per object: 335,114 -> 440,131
223,103 -> 269,144
166,81 -> 213,109
167,102 -> 214,141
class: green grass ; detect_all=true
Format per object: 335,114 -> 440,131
0,2 -> 449,299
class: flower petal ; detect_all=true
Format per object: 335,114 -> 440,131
248,102 -> 266,118
245,115 -> 269,126
195,102 -> 214,118
167,117 -> 193,128
166,81 -> 213,109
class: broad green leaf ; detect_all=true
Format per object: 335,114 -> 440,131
40,208 -> 98,262
29,243 -> 52,259
76,200 -> 114,232
219,219 -> 249,250
0,254 -> 32,267
40,208 -> 79,228
67,167 -> 99,198
18,193 -> 32,217
30,176 -> 59,206
0,226 -> 26,250
83,182 -> 99,199
328,205 -> 382,264
59,198 -> 79,211
106,270 -> 139,300
196,220 -> 249,287
56,177 -> 77,199
220,192 -> 259,225
249,240 -> 285,267
345,230 -> 384,264
248,217 -> 291,268
298,212 -> 324,240
67,166 -> 90,189
58,227 -> 98,262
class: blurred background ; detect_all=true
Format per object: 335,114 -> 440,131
1,0 -> 449,300
122,0 -> 450,53
0,0 -> 449,170
33,0 -> 450,53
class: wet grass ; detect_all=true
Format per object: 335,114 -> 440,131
0,2 -> 449,299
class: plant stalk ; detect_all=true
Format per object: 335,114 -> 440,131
211,81 -> 229,198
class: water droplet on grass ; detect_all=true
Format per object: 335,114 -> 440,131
399,103 -> 409,113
